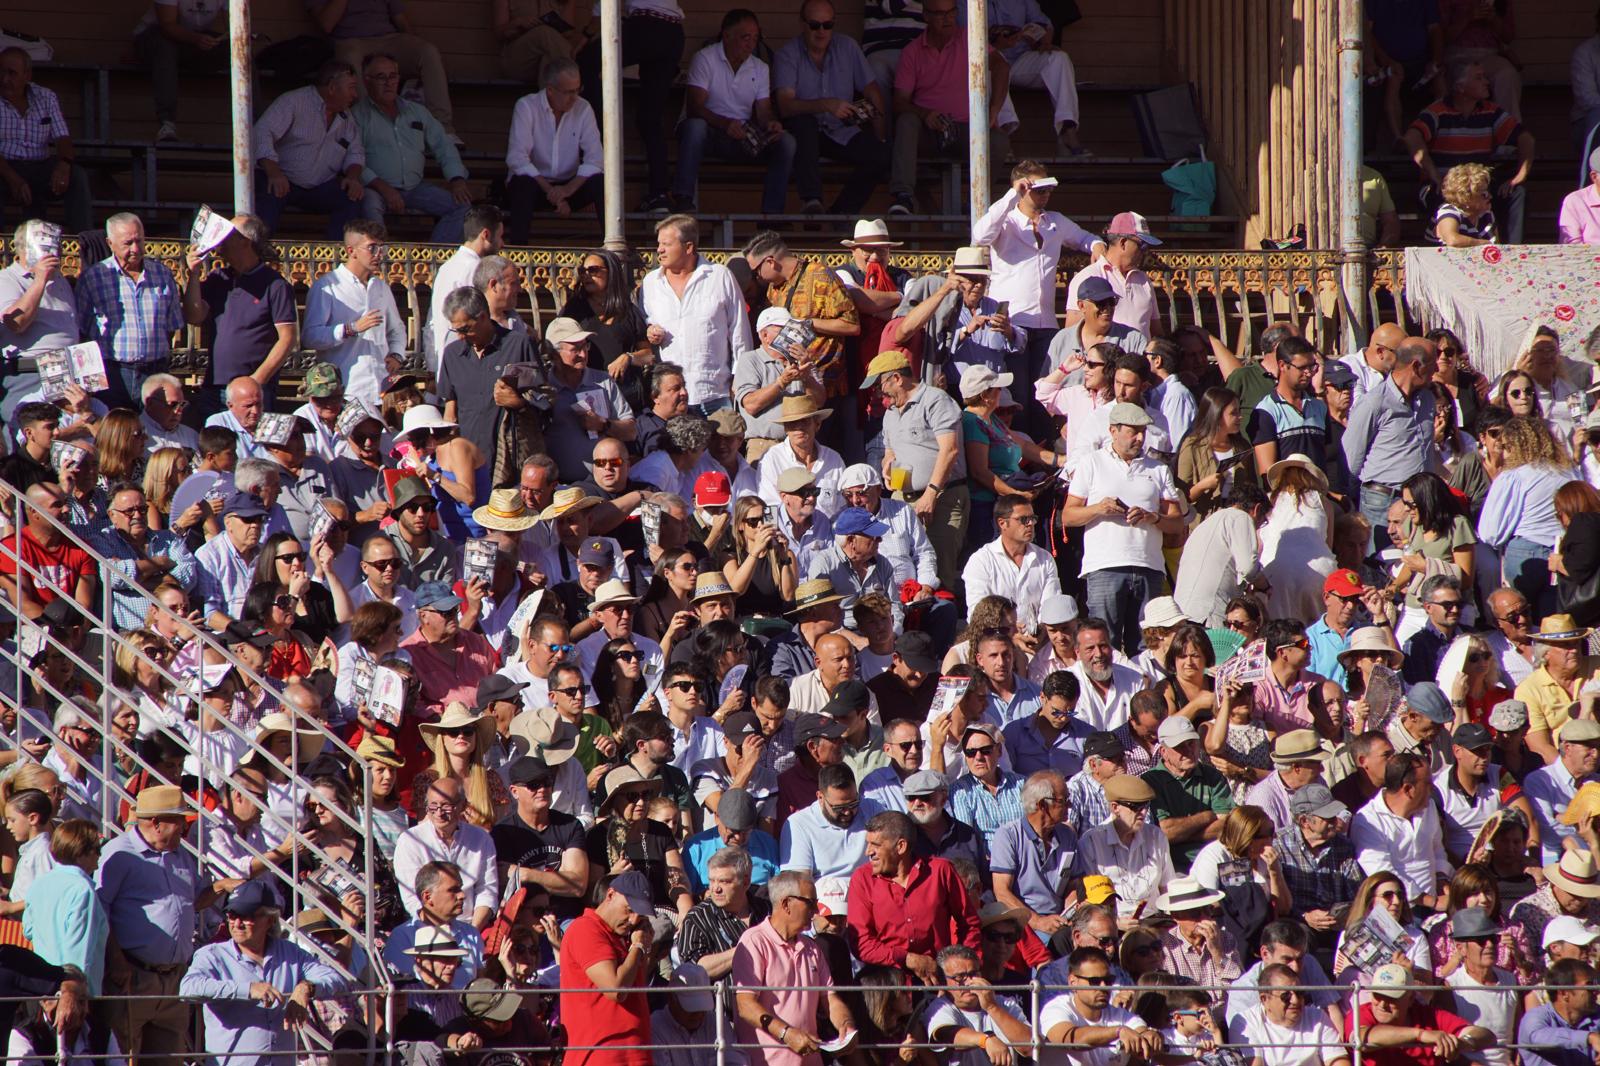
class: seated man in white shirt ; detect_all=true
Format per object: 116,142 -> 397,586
504,59 -> 604,244
926,944 -> 1034,1059
250,60 -> 367,240
1227,962 -> 1350,1066
1040,944 -> 1163,1066
671,10 -> 796,214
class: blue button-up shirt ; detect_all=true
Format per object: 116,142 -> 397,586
770,35 -> 876,145
1305,616 -> 1350,689
869,495 -> 940,588
22,862 -> 110,995
1519,1002 -> 1600,1066
1003,713 -> 1093,778
196,533 -> 261,621
805,541 -> 903,631
96,823 -> 199,966
87,525 -> 199,631
1065,766 -> 1111,835
1525,760 -> 1595,864
989,814 -> 1083,916
352,95 -> 466,189
950,768 -> 1026,836
1342,377 -> 1435,488
988,676 -> 1043,726
949,297 -> 1026,380
76,255 -> 184,366
180,937 -> 350,1066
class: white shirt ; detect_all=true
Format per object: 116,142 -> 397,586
302,264 -> 406,411
971,187 -> 1103,330
1483,630 -> 1535,689
927,996 -> 1030,1066
633,450 -> 720,501
668,714 -> 726,774
1339,351 -> 1388,405
251,85 -> 364,187
1068,445 -> 1180,575
961,538 -> 1063,635
392,820 -> 500,918
639,258 -> 752,406
1444,966 -> 1517,1066
756,438 -> 848,519
1038,998 -> 1146,1066
1227,1005 -> 1345,1066
506,91 -> 603,182
426,245 -> 482,371
686,42 -> 771,122
1066,661 -> 1143,732
1066,259 -> 1158,337
1349,790 -> 1453,903
1078,821 -> 1175,918
346,580 -> 419,639
1172,506 -> 1263,628
141,411 -> 199,454
788,669 -> 882,721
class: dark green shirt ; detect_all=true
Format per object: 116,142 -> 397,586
1142,763 -> 1236,870
1225,362 -> 1276,422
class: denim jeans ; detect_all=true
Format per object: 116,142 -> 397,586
1501,536 -> 1556,618
361,181 -> 471,244
1359,482 -> 1400,554
672,119 -> 797,213
256,170 -> 364,240
1086,566 -> 1164,657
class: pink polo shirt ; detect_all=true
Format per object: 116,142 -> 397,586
894,32 -> 980,120
1558,184 -> 1600,245
1067,259 -> 1158,337
731,919 -> 834,1066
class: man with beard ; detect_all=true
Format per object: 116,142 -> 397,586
779,762 -> 881,881
1067,618 -> 1143,732
1040,946 -> 1163,1063
860,718 -> 927,811
1248,336 -> 1329,471
905,769 -> 990,878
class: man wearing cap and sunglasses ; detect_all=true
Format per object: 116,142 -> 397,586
735,305 -> 829,461
1066,213 -> 1162,338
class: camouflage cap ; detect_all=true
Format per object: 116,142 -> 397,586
298,362 -> 344,399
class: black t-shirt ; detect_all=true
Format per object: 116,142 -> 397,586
0,450 -> 54,494
492,809 -> 589,920
633,410 -> 669,459
436,325 -> 540,460
585,818 -> 681,906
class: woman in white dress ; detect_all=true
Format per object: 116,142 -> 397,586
1259,458 -> 1337,623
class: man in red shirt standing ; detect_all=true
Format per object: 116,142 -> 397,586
1344,963 -> 1494,1066
0,481 -> 94,620
558,870 -> 657,1066
846,809 -> 982,984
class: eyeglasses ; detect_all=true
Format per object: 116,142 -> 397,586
1507,389 -> 1532,399
277,551 -> 306,564
1090,934 -> 1118,947
449,323 -> 477,335
552,685 -> 585,698
594,457 -> 627,469
365,558 -> 401,569
1286,361 -> 1317,373
945,970 -> 980,983
827,799 -> 861,817
1497,608 -> 1529,622
424,801 -> 462,813
805,18 -> 834,28
1466,650 -> 1491,663
894,740 -> 925,752
982,929 -> 1021,944
964,744 -> 997,758
580,264 -> 607,275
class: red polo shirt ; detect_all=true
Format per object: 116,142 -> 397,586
845,855 -> 982,967
1343,1000 -> 1473,1066
558,908 -> 652,1066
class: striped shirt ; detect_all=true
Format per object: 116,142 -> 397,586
949,769 -> 1026,836
76,256 -> 185,366
1428,202 -> 1497,244
1248,390 -> 1329,466
0,84 -> 70,161
1157,924 -> 1244,987
1409,99 -> 1523,166
1065,767 -> 1111,835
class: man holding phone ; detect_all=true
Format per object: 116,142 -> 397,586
734,307 -> 829,463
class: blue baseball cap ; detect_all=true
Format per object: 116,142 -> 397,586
415,580 -> 462,612
221,490 -> 267,520
834,507 -> 888,538
225,879 -> 278,916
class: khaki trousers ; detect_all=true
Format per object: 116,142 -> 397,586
900,481 -> 968,596
103,963 -> 191,1061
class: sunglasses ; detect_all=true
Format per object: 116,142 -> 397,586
1270,990 -> 1308,1003
615,651 -> 640,662
788,488 -> 820,500
594,457 -> 626,469
667,680 -> 698,692
1507,389 -> 1532,399
964,744 -> 997,758
365,557 -> 401,569
276,550 -> 307,565
894,740 -> 925,752
1225,619 -> 1252,631
982,929 -> 1021,943
1085,361 -> 1107,370
827,800 -> 861,816
785,894 -> 818,908
1007,514 -> 1039,526
402,500 -> 439,513
1428,599 -> 1463,611
1073,975 -> 1115,987
805,18 -> 834,28
544,642 -> 577,655
552,686 -> 585,698
1466,650 -> 1491,663
439,726 -> 477,738
273,594 -> 294,610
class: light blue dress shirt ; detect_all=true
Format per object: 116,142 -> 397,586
352,96 -> 466,189
96,823 -> 198,966
1476,462 -> 1576,550
180,937 -> 350,1066
1524,760 -> 1594,864
22,862 -> 110,995
1341,377 -> 1435,488
779,798 -> 884,880
949,769 -> 1026,836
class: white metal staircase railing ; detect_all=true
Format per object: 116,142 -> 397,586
0,480 -> 396,1057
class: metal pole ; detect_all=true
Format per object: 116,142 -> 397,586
966,0 -> 991,226
230,0 -> 255,212
1337,0 -> 1368,351
600,0 -> 625,250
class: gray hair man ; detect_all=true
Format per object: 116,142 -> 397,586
0,218 -> 79,423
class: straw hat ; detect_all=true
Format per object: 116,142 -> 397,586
591,578 -> 640,611
1154,876 -> 1225,913
404,925 -> 470,958
537,486 -> 601,521
1337,625 -> 1404,669
242,712 -> 328,768
133,784 -> 190,819
1532,614 -> 1595,644
788,577 -> 847,615
419,701 -> 498,756
771,395 -> 833,424
1546,849 -> 1600,899
691,572 -> 736,604
509,706 -> 579,766
601,765 -> 664,813
355,733 -> 405,769
840,218 -> 903,248
1265,455 -> 1329,492
1271,729 -> 1330,765
472,488 -> 541,532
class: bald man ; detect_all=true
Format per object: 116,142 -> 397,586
0,481 -> 96,619
1344,334 -> 1438,552
203,375 -> 272,460
1339,322 -> 1405,405
787,631 -> 882,719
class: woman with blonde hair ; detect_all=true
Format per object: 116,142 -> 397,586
112,628 -> 178,737
410,702 -> 512,829
1430,163 -> 1497,247
1479,414 -> 1578,613
1335,871 -> 1432,981
1435,633 -> 1510,726
1259,457 -> 1337,621
143,445 -> 210,535
722,495 -> 796,617
95,409 -> 150,490
1188,803 -> 1290,946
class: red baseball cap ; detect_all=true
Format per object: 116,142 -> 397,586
1323,569 -> 1366,597
693,471 -> 732,507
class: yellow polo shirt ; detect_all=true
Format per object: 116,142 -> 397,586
1515,658 -> 1600,742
